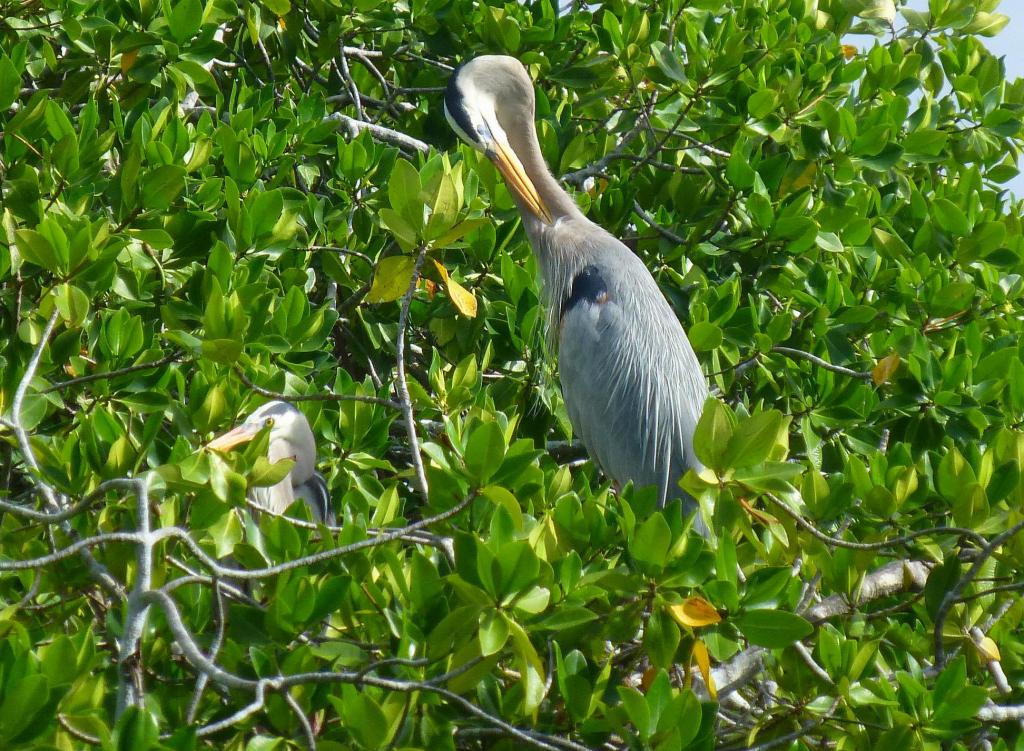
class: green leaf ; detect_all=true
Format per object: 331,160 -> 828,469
426,171 -> 460,240
653,42 -> 688,83
167,0 -> 203,42
536,607 -> 598,631
734,609 -> 813,648
629,513 -> 671,568
262,0 -> 291,14
141,165 -> 186,210
0,674 -> 48,743
513,585 -> 550,615
903,128 -> 948,156
619,685 -> 653,739
924,556 -> 961,619
507,618 -> 546,714
113,706 -> 159,751
15,229 -> 63,272
742,566 -> 792,608
249,456 -> 295,487
332,686 -> 388,749
479,609 -> 510,655
496,540 -> 539,595
963,11 -> 1010,35
747,88 -> 778,119
722,410 -> 785,469
931,198 -> 969,236
464,420 -> 506,485
0,55 -> 18,110
726,149 -> 755,189
53,283 -> 90,326
815,231 -> 844,253
389,158 -> 422,227
379,208 -> 419,248
688,321 -> 723,351
693,396 -> 734,471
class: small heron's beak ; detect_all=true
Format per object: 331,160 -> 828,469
207,425 -> 257,451
487,138 -> 553,225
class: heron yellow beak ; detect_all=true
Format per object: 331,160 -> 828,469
206,425 -> 257,451
489,139 -> 553,225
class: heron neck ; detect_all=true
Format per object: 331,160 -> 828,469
269,438 -> 313,485
508,123 -> 583,225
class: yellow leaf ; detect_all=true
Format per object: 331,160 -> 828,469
121,49 -> 138,74
667,596 -> 722,628
778,162 -> 817,197
693,639 -> 717,699
432,258 -> 477,318
366,256 -> 416,303
872,353 -> 900,385
446,276 -> 477,318
841,44 -> 858,60
975,635 -> 1001,662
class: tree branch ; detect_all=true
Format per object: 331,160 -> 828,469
325,112 -> 430,154
232,366 -> 400,409
395,247 -> 430,501
771,346 -> 873,381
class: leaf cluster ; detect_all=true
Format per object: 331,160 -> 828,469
1,0 -> 1024,749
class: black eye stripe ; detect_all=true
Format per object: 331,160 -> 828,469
445,65 -> 480,145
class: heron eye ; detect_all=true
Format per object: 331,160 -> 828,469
264,417 -> 275,427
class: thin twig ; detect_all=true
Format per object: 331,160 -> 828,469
934,519 -> 1024,668
151,492 -> 476,581
771,346 -> 872,381
282,689 -> 317,750
395,247 -> 430,501
232,366 -> 400,409
41,352 -> 184,393
761,493 -> 987,549
632,200 -> 685,245
186,582 -> 228,724
337,41 -> 365,121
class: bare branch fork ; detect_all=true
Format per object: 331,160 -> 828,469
0,312 -> 581,747
6,309 -> 125,598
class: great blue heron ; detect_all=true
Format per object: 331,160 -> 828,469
445,56 -> 709,526
207,400 -> 335,525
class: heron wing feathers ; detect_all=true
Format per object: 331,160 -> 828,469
296,472 -> 335,525
557,243 -> 707,511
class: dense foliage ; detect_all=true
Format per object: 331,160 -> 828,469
2,0 -> 1024,748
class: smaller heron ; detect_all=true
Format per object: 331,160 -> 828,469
207,401 -> 335,525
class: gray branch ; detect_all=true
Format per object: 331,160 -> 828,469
325,112 -> 430,154
771,346 -> 873,381
395,247 -> 431,500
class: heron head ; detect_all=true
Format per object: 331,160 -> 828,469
444,55 -> 553,224
206,400 -> 316,483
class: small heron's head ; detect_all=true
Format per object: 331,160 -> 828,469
206,400 -> 316,483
